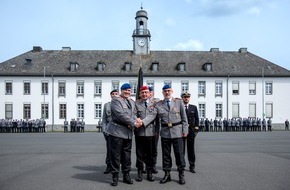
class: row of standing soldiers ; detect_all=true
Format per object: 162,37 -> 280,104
199,117 -> 273,132
0,118 -> 46,133
63,119 -> 85,133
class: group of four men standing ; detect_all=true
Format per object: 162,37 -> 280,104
102,83 -> 199,186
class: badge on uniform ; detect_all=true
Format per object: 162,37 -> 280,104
168,121 -> 172,128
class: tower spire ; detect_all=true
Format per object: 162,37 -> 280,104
141,2 -> 143,9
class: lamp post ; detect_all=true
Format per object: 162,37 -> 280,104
43,67 -> 46,120
262,67 -> 265,119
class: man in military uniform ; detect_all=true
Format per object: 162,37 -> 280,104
285,119 -> 289,130
148,86 -> 160,174
64,119 -> 68,133
134,86 -> 158,182
107,83 -> 142,186
181,91 -> 199,173
154,84 -> 188,185
267,118 -> 272,131
101,89 -> 119,174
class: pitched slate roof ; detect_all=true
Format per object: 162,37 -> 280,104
0,47 -> 289,77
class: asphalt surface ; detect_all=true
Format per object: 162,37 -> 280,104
0,131 -> 290,190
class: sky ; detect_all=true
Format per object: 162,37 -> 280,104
0,0 -> 290,70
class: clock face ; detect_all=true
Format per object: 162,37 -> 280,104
138,38 -> 146,47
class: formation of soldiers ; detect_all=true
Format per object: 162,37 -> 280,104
64,118 -> 85,133
0,118 -> 46,133
199,117 -> 273,132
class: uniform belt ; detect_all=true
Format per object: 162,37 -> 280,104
112,120 -> 128,127
161,121 -> 182,127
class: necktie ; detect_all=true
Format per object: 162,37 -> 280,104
126,99 -> 131,108
185,105 -> 189,115
166,100 -> 170,109
144,101 -> 148,108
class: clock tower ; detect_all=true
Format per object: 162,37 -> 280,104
132,7 -> 151,55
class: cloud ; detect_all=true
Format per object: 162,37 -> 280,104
174,39 -> 204,50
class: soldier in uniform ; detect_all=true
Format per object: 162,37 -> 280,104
267,118 -> 272,131
262,118 -> 267,131
154,84 -> 188,185
134,86 -> 158,182
64,119 -> 68,133
107,83 -> 142,186
148,87 -> 160,174
181,91 -> 199,173
101,89 -> 119,174
285,119 -> 289,130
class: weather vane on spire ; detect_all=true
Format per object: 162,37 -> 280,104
141,2 -> 143,9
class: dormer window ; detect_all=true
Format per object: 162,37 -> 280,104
70,62 -> 78,72
177,62 -> 186,71
151,62 -> 159,71
203,63 -> 212,72
124,62 -> 132,71
25,59 -> 32,65
96,62 -> 105,71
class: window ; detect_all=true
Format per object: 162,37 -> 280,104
5,103 -> 13,119
58,81 -> 66,96
97,62 -> 105,71
164,80 -> 172,86
266,102 -> 273,118
198,81 -> 206,96
24,81 -> 31,95
147,81 -> 154,91
178,62 -> 186,71
249,81 -> 256,95
265,82 -> 272,95
130,81 -> 137,95
42,81 -> 48,94
5,81 -> 12,95
232,103 -> 240,118
203,63 -> 212,72
41,103 -> 49,119
151,63 -> 159,71
77,103 -> 84,118
215,81 -> 222,97
215,103 -> 222,118
77,81 -> 84,96
198,103 -> 205,119
125,62 -> 131,71
112,81 -> 119,91
249,102 -> 256,118
23,104 -> 31,119
59,103 -> 67,119
95,103 -> 102,118
70,62 -> 78,72
232,81 -> 239,95
94,81 -> 102,96
181,81 -> 189,92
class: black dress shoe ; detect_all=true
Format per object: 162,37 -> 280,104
152,166 -> 158,174
190,168 -> 196,173
147,171 -> 155,182
104,167 -> 111,174
160,171 -> 171,184
111,174 -> 118,186
123,173 -> 133,184
136,170 -> 143,182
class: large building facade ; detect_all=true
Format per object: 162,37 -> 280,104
1,8 -> 290,130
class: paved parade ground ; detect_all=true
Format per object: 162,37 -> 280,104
0,131 -> 290,190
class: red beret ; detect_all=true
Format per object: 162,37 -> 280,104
140,86 -> 149,91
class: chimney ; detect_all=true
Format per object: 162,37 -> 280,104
32,46 -> 43,52
239,47 -> 247,53
210,48 -> 219,52
62,47 -> 71,51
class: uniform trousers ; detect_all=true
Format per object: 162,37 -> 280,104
109,135 -> 132,174
161,137 -> 185,171
103,133 -> 111,168
135,136 -> 155,171
183,136 -> 196,169
153,134 -> 159,167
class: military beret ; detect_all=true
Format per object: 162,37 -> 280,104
148,87 -> 153,92
181,91 -> 191,97
162,84 -> 171,90
110,89 -> 118,95
140,86 -> 149,91
120,83 -> 131,90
